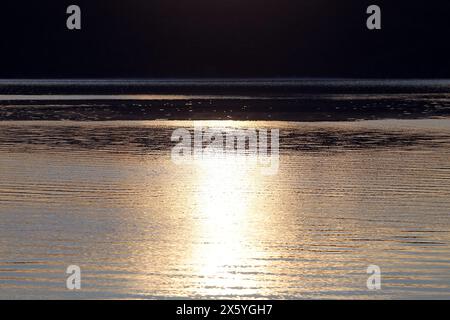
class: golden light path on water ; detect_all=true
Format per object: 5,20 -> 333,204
190,155 -> 261,297
153,121 -> 274,298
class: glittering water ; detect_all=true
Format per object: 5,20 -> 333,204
0,119 -> 449,299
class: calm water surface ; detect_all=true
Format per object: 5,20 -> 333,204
0,119 -> 449,299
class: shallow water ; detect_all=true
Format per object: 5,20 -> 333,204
0,119 -> 449,299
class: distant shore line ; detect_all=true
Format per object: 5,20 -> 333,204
1,79 -> 450,96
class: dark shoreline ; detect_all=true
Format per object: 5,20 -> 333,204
1,79 -> 450,95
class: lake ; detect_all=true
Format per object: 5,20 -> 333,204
0,119 -> 449,299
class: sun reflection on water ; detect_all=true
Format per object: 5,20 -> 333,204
188,152 -> 266,297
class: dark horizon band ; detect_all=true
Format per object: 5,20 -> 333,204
1,78 -> 450,96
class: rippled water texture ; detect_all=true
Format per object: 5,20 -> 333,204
0,119 -> 449,299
